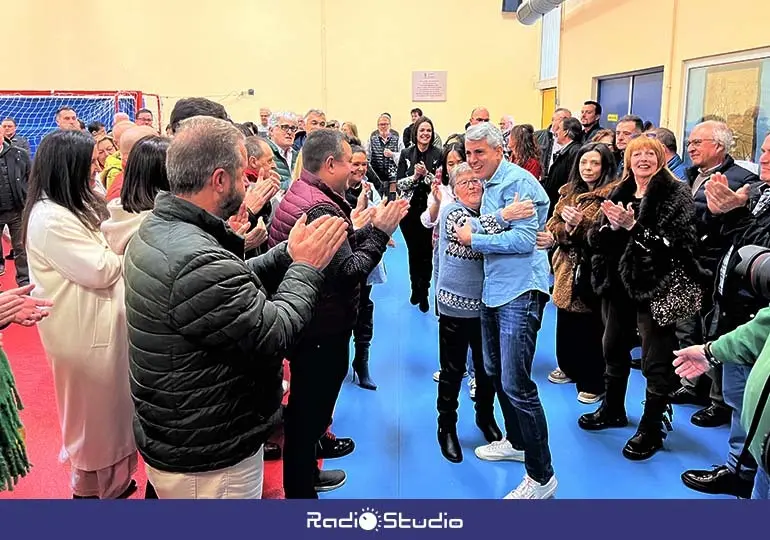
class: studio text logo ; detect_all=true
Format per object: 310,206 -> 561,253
306,507 -> 463,531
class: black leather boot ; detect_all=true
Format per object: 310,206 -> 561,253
352,345 -> 377,390
622,392 -> 673,461
579,377 -> 628,431
438,425 -> 463,463
475,414 -> 503,443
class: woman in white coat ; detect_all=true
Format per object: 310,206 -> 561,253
22,129 -> 137,499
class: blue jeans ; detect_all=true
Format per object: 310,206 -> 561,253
722,363 -> 757,480
752,467 -> 770,499
481,290 -> 554,484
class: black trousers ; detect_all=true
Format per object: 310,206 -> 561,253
601,296 -> 679,405
283,331 -> 351,499
437,315 -> 495,426
399,209 -> 433,301
0,210 -> 28,286
555,308 -> 605,395
353,285 -> 374,351
675,312 -> 724,403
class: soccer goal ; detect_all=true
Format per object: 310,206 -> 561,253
0,90 -> 162,156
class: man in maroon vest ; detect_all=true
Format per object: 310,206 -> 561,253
268,129 -> 407,498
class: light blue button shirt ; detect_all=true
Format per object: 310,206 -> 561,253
469,159 -> 551,308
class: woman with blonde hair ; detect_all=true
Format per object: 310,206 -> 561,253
579,136 -> 705,461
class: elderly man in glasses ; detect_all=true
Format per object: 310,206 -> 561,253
267,112 -> 300,189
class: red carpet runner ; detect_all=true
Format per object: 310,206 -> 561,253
0,258 -> 288,499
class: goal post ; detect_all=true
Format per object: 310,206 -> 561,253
0,89 -> 163,156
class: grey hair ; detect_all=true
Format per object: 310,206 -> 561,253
302,129 -> 347,174
268,111 -> 296,129
244,136 -> 269,159
699,120 -> 734,152
465,122 -> 504,149
166,116 -> 244,195
448,162 -> 474,190
305,108 -> 325,119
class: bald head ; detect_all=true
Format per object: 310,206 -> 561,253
114,112 -> 130,124
120,125 -> 158,164
470,107 -> 490,125
112,121 -> 135,146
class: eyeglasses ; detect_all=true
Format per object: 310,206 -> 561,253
457,178 -> 482,188
686,138 -> 716,147
279,124 -> 298,133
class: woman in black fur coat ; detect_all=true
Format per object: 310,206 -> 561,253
578,135 -> 706,460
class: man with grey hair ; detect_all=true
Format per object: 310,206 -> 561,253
267,111 -> 299,189
268,128 -> 408,498
123,115 -> 349,499
670,120 -> 757,426
455,122 -> 557,499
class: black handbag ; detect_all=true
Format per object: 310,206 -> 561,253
570,247 -> 597,306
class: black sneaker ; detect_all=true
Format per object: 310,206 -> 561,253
5,250 -> 14,261
315,469 -> 346,492
317,432 -> 354,459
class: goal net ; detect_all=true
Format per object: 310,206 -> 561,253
0,90 -> 162,156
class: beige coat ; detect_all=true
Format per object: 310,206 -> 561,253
26,199 -> 136,471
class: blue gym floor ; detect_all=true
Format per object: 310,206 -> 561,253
325,230 -> 733,499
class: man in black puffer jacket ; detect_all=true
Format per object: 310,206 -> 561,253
124,116 -> 348,499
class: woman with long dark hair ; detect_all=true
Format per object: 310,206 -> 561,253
397,116 -> 442,312
101,135 -> 170,255
23,129 -> 137,498
540,142 -> 621,403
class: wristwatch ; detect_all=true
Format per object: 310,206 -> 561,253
703,341 -> 721,369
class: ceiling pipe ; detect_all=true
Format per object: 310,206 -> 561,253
516,0 -> 567,25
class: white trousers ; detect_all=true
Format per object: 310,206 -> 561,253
146,447 -> 264,499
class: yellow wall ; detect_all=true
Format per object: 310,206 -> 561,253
559,0 -> 770,133
4,0 -> 542,139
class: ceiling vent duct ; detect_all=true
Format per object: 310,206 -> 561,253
516,0 -> 566,25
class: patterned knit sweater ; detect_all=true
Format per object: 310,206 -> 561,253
436,202 -> 484,318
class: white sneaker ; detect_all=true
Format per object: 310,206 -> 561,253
504,474 -> 558,499
433,371 -> 440,382
577,391 -> 603,404
474,439 -> 524,462
282,380 -> 289,394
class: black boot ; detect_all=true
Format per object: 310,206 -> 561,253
438,425 -> 463,463
352,345 -> 377,390
622,392 -> 672,461
578,376 -> 628,431
475,414 -> 503,443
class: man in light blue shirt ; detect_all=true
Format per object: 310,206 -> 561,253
455,122 -> 556,500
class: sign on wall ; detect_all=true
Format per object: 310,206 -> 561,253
412,71 -> 447,102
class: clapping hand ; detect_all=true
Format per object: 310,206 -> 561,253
0,284 -> 53,328
287,214 -> 349,270
705,173 -> 750,215
536,231 -> 555,250
371,198 -> 409,236
601,200 -> 636,231
244,170 -> 280,215
228,203 -> 252,236
561,205 -> 584,232
244,217 -> 268,251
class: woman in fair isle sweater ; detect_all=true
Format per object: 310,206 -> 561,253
435,163 -> 534,463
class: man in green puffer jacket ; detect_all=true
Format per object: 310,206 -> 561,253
674,306 -> 770,499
